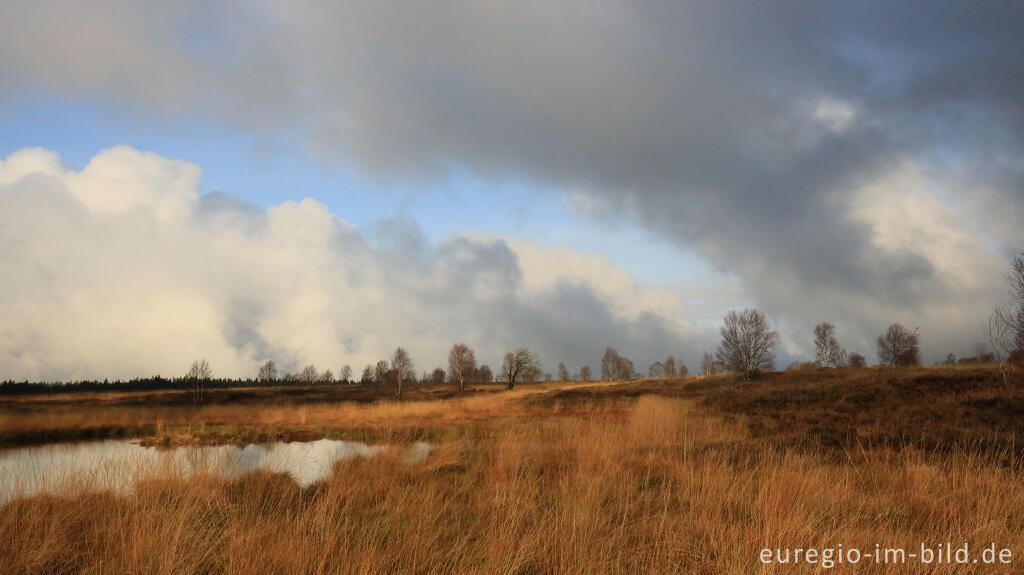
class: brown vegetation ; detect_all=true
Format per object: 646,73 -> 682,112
538,365 -> 1024,461
0,381 -> 596,447
2,366 -> 1024,573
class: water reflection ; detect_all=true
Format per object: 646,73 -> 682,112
0,439 -> 433,503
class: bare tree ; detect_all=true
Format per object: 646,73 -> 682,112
186,359 -> 212,405
501,347 -> 539,390
319,369 -> 334,384
1015,307 -> 1024,352
374,360 -> 389,385
989,249 -> 1024,356
600,347 -> 634,380
447,343 -> 476,392
339,365 -> 352,383
984,307 -> 1016,388
392,347 -> 414,399
1010,249 -> 1024,351
974,342 -> 989,365
478,364 -> 493,384
678,363 -> 688,377
620,357 -> 635,379
300,364 -> 319,384
848,351 -> 866,368
557,362 -> 570,381
430,367 -> 446,384
876,323 -> 920,367
814,321 -> 845,367
601,347 -> 619,380
648,361 -> 665,378
578,365 -> 592,381
945,353 -> 957,366
715,309 -> 781,380
701,352 -> 717,376
187,358 -> 212,380
257,360 -> 277,383
360,364 -> 374,384
664,356 -> 677,377
523,364 -> 544,384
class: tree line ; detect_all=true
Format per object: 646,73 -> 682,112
4,250 -> 1021,395
699,249 -> 1024,380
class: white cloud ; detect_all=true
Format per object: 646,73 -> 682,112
0,147 -> 707,380
65,147 -> 200,222
0,148 -> 67,185
848,163 -> 1001,292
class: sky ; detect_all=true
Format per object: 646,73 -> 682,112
1,1 -> 1022,380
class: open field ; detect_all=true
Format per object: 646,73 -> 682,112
0,380 -> 623,447
2,366 -> 1023,573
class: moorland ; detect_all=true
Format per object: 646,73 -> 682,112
2,365 -> 1023,573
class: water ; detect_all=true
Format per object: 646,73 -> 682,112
0,439 -> 433,504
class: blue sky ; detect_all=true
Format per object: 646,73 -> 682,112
0,94 -> 734,300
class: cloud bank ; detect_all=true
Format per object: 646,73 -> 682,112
2,1 -> 1021,363
0,147 -> 707,380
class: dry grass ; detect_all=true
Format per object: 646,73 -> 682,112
0,380 -> 618,447
2,369 -> 1024,573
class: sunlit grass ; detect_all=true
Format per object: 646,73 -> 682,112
3,375 -> 1024,573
